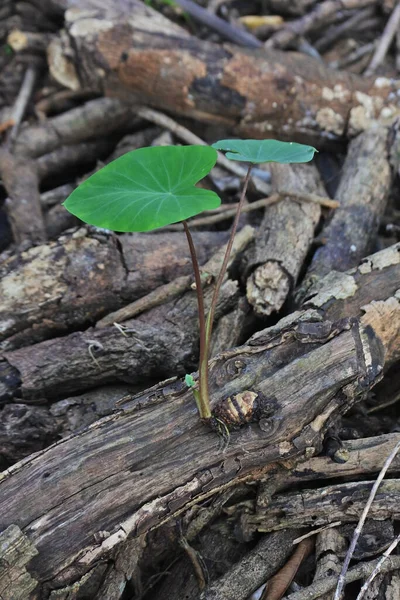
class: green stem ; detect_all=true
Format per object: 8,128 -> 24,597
204,164 -> 253,350
183,220 -> 211,420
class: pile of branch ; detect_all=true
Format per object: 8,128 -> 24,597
0,1 -> 400,599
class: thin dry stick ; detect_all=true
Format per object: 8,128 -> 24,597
163,192 -> 338,231
356,532 -> 400,600
6,66 -> 37,147
334,439 -> 400,600
136,106 -> 271,196
286,556 -> 400,600
96,274 -> 191,328
364,1 -> 400,76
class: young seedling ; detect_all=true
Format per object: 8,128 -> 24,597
63,140 -> 316,431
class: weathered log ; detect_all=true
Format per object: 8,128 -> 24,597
0,227 -> 247,398
0,228 -> 225,351
47,0 -> 400,145
199,530 -> 302,600
0,243 -> 398,592
240,479 -> 400,535
36,138 -> 114,182
244,162 -> 324,316
13,97 -> 136,158
283,432 -> 400,488
302,125 -> 393,289
313,528 -> 345,600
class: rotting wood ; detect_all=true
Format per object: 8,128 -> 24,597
1,241 -> 399,400
244,161 -> 325,316
0,244 -> 397,591
0,228 -> 226,352
0,524 -> 38,600
313,528 -> 346,600
46,0 -> 400,146
35,138 -> 114,181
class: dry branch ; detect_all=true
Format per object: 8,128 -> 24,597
240,479 -> 400,535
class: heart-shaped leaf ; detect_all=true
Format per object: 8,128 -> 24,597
212,139 -> 317,164
63,145 -> 219,232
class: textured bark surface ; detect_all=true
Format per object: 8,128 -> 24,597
0,229 -> 225,351
0,243 -> 398,592
45,0 -> 400,146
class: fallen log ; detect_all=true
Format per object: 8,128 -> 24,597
0,228 -> 225,351
0,226 -> 250,399
46,0 -> 400,145
0,242 -> 398,594
302,124 -> 394,288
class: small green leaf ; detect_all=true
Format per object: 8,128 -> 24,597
185,374 -> 196,388
63,145 -> 219,232
212,139 -> 317,164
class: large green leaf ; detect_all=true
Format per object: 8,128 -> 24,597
212,139 -> 317,164
63,145 -> 219,232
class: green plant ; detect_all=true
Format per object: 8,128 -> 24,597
63,139 -> 316,429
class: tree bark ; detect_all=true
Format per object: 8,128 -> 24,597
0,229 -> 226,352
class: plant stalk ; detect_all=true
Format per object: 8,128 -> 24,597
204,164 -> 253,350
183,164 -> 252,422
182,220 -> 211,419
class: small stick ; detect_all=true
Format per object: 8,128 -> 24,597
334,439 -> 400,600
96,275 -> 191,328
356,532 -> 400,600
6,65 -> 37,148
179,535 -> 209,590
293,522 -> 342,545
136,106 -> 270,196
329,41 -> 376,70
364,2 -> 400,76
163,192 -> 338,231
